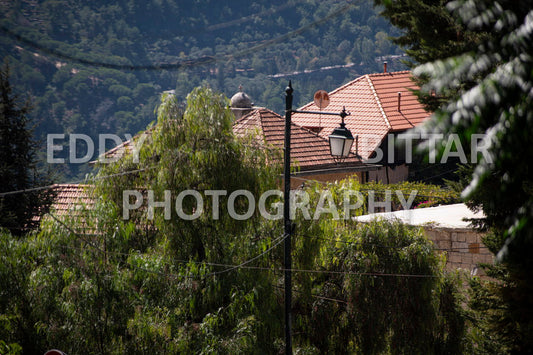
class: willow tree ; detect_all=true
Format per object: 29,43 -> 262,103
285,179 -> 467,354
92,87 -> 284,353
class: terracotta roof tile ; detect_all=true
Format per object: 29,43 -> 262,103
49,184 -> 94,216
234,108 -> 362,170
32,184 -> 96,234
369,71 -> 430,131
91,129 -> 153,164
291,71 -> 431,160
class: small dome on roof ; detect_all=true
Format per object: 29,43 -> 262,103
230,91 -> 253,109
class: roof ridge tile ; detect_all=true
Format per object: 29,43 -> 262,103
366,75 -> 392,130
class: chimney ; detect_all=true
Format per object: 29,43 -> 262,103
383,61 -> 387,73
397,92 -> 402,112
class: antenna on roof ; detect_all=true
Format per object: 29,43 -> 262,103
397,92 -> 402,112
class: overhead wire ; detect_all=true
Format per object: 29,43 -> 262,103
208,232 -> 288,276
272,284 -> 348,304
0,162 -> 456,199
0,1 -> 357,71
173,0 -> 305,36
43,209 -> 285,279
41,210 -> 440,279
0,166 -> 155,197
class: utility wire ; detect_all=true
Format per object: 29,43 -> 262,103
0,166 -> 155,197
0,2 -> 356,71
44,210 -> 284,279
174,0 -> 304,36
46,212 -> 106,254
207,232 -> 288,277
272,284 -> 348,304
42,211 -> 439,279
0,165 -> 456,199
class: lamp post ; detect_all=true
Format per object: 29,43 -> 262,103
283,81 -> 354,354
283,82 -> 294,355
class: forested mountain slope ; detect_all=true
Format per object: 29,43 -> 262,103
0,0 -> 405,179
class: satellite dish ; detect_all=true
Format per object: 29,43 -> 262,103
313,90 -> 330,109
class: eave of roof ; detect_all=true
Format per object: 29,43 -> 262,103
233,108 -> 367,171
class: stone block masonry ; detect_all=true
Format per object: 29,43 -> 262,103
424,227 -> 493,277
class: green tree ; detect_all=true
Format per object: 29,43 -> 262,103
373,0 -> 487,113
0,61 -> 54,235
91,87 -> 285,353
0,87 -> 468,353
411,0 -> 533,352
288,179 -> 468,354
374,0 -> 479,64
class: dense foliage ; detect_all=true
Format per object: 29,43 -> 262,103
360,180 -> 459,211
0,88 -> 467,353
0,61 -> 54,235
1,0 -> 405,180
382,0 -> 533,352
372,0 -> 487,111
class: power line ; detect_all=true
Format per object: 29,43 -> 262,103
174,0 -> 305,36
0,166 -> 155,197
0,164 -> 456,199
272,284 -> 348,304
1,2 -> 356,71
46,212 -> 105,254
207,232 -> 288,276
418,168 -> 459,182
42,211 -> 440,279
44,210 -> 284,279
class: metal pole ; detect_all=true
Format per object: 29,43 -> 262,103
284,81 -> 293,355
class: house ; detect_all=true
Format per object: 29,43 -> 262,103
41,73 -> 487,274
290,70 -> 431,183
95,69 -> 429,186
232,107 -> 379,188
47,70 -> 433,226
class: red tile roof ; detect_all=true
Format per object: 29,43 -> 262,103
233,108 -> 362,170
91,129 -> 153,164
291,71 -> 430,160
34,184 -> 96,234
49,184 -> 93,215
370,71 -> 428,131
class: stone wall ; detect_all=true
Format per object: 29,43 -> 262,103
423,226 -> 493,277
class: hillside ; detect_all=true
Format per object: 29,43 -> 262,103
0,0 -> 406,179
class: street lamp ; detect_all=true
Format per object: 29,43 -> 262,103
283,81 -> 353,354
328,107 -> 354,161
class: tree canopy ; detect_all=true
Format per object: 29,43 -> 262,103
1,0 -> 407,180
0,87 -> 467,353
395,0 -> 533,351
0,61 -> 54,234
